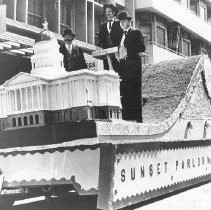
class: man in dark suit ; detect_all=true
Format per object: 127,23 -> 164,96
117,11 -> 146,122
98,4 -> 123,71
59,28 -> 87,72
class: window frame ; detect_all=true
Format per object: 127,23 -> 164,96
60,0 -> 74,34
199,1 -> 207,21
156,24 -> 167,47
182,38 -> 191,56
190,0 -> 199,16
27,0 -> 42,27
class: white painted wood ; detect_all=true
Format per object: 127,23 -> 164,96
4,41 -> 20,48
10,49 -> 25,55
0,42 -> 12,49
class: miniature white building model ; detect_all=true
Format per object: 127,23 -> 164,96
0,24 -> 122,129
31,27 -> 68,79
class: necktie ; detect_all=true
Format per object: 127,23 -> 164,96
67,44 -> 72,53
124,31 -> 127,36
108,20 -> 112,30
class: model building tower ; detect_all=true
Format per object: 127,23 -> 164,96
31,21 -> 68,79
0,23 -> 122,130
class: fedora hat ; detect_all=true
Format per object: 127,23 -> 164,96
118,11 -> 132,21
62,28 -> 75,37
103,4 -> 118,15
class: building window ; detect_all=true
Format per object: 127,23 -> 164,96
139,24 -> 151,53
182,38 -> 191,56
60,0 -> 72,34
64,111 -> 69,121
28,0 -> 42,27
58,112 -> 62,122
199,2 -> 207,21
70,110 -> 72,121
156,26 -> 166,46
109,109 -> 112,118
23,116 -> 28,126
35,115 -> 39,124
45,114 -> 48,124
12,118 -> 16,127
18,117 -> 22,126
190,0 -> 199,15
117,110 -> 119,119
29,115 -> 34,125
101,109 -> 106,119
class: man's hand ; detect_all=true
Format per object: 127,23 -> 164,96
115,52 -> 120,62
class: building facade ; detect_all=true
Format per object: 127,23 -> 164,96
0,0 -> 128,45
135,0 -> 211,63
0,0 -> 211,74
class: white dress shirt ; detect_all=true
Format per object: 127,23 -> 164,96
65,43 -> 73,53
120,27 -> 131,47
107,18 -> 115,33
119,27 -> 131,60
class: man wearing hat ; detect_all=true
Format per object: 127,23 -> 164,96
59,28 -> 87,72
117,11 -> 146,123
98,4 -> 123,71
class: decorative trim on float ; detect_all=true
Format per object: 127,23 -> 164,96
0,143 -> 99,157
1,138 -> 211,156
115,140 -> 211,153
109,141 -> 211,209
201,55 -> 211,99
1,148 -> 100,195
96,140 -> 211,209
96,56 -> 206,136
4,178 -> 98,196
112,174 -> 211,210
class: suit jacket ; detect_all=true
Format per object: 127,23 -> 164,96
99,19 -> 123,49
119,28 -> 146,80
123,28 -> 146,59
59,43 -> 87,72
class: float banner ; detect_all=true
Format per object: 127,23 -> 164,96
112,143 -> 211,207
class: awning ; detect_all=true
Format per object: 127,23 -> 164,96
0,31 -> 34,57
0,18 -> 101,58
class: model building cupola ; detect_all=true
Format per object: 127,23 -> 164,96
37,20 -> 55,42
31,20 -> 67,79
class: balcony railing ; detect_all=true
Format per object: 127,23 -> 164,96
142,41 -> 185,64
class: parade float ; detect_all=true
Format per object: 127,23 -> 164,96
0,26 -> 211,210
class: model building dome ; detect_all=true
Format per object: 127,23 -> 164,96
31,20 -> 67,79
36,20 -> 55,42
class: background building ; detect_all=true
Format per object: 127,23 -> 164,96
0,0 -> 211,82
135,0 -> 211,64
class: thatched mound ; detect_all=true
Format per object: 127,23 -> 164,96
142,56 -> 201,123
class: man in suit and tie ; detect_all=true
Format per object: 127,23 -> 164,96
59,28 -> 87,72
98,4 -> 123,72
117,11 -> 146,122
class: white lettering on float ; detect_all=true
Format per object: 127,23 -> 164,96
112,146 -> 211,201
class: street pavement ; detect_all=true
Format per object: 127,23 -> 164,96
135,182 -> 211,210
